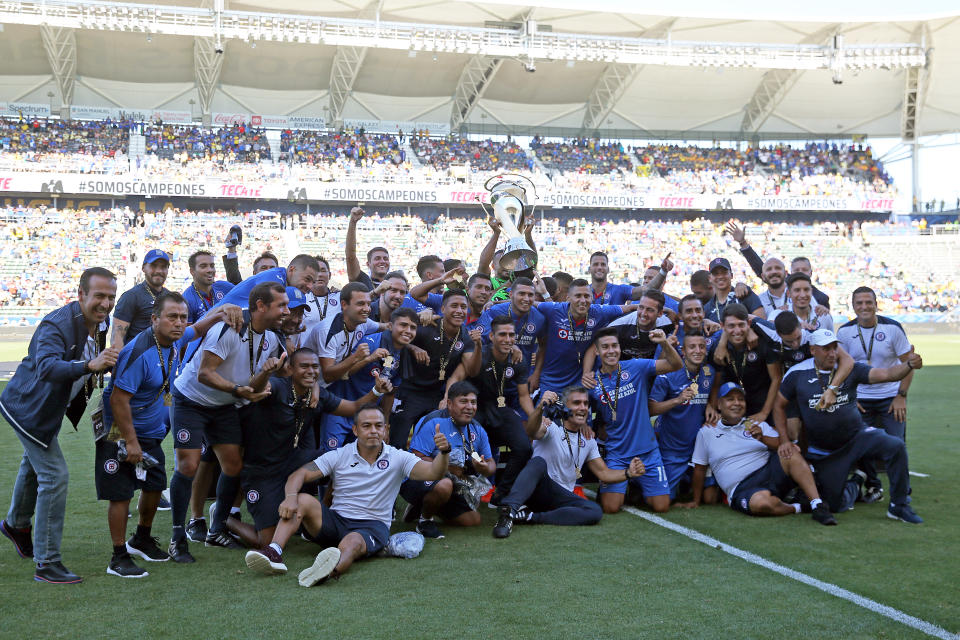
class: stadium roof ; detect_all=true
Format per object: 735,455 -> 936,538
1,0 -> 959,140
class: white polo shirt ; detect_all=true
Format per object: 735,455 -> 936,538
174,321 -> 281,408
532,421 -> 601,492
303,312 -> 381,387
836,315 -> 911,400
302,291 -> 341,331
314,441 -> 421,527
690,419 -> 778,497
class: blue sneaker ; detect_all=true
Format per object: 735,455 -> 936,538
887,504 -> 923,524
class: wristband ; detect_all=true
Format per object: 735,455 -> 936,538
285,493 -> 298,497
83,359 -> 92,374
232,384 -> 241,397
659,267 -> 668,276
542,293 -> 552,300
826,385 -> 839,392
906,360 -> 914,370
371,387 -> 385,398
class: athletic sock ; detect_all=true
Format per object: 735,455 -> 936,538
210,473 -> 241,534
169,470 -> 194,540
113,544 -> 126,558
791,503 -> 802,514
810,498 -> 823,510
135,524 -> 151,540
268,543 -> 283,556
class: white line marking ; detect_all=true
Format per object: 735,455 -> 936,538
586,491 -> 957,639
910,471 -> 931,478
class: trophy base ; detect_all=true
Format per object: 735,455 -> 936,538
501,237 -> 537,273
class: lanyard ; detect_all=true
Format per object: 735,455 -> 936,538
312,293 -> 329,320
561,426 -> 584,476
595,364 -> 622,422
491,355 -> 508,406
192,284 -> 213,314
728,346 -> 747,387
857,323 -> 876,364
712,293 -> 730,321
437,320 -> 462,381
456,422 -> 474,457
567,309 -> 588,342
291,385 -> 312,449
153,331 -> 176,401
815,367 -> 836,394
343,324 -> 359,357
764,290 -> 786,310
248,325 -> 264,377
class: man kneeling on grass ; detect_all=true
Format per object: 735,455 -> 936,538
244,404 -> 451,586
679,382 -> 837,526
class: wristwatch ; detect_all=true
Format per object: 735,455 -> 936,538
826,385 -> 839,393
231,384 -> 241,397
897,390 -> 908,398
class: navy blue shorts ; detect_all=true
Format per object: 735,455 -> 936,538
95,438 -> 167,501
308,503 -> 389,556
171,392 -> 241,449
729,455 -> 795,515
400,478 -> 473,521
243,474 -> 284,532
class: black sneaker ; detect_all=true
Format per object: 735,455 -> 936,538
186,518 -> 208,543
34,561 -> 82,584
206,530 -> 243,549
168,538 -> 195,564
812,503 -> 838,526
1,519 -> 33,559
513,507 -> 533,524
862,486 -> 884,504
416,518 -> 444,539
492,506 -> 514,539
401,502 -> 421,523
107,553 -> 148,578
127,535 -> 170,562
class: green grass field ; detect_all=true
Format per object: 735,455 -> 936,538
0,337 -> 958,639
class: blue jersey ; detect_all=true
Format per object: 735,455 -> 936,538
650,364 -> 716,459
103,326 -> 196,439
409,411 -> 493,471
340,331 -> 405,400
675,325 -> 721,359
589,358 -> 658,460
215,267 -> 287,309
401,293 -> 442,314
663,294 -> 680,314
183,281 -> 234,323
538,301 -> 624,393
591,283 -> 633,306
478,302 -> 546,369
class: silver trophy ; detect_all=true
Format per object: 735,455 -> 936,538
482,174 -> 538,272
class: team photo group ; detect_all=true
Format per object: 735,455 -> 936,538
0,202 -> 925,588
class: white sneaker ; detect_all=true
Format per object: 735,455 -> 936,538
298,548 -> 341,587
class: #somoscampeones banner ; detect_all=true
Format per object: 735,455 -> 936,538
0,173 -> 895,212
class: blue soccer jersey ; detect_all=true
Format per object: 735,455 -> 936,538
591,283 -> 634,306
478,302 -> 546,370
341,331 -> 405,400
214,267 -> 287,309
409,411 -> 493,470
103,326 -> 196,439
589,357 -> 659,460
401,293 -> 443,314
650,363 -> 716,458
183,281 -> 234,323
538,301 -> 624,393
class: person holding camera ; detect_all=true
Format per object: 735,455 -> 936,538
492,388 -> 645,538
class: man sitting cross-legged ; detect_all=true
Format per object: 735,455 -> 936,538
244,404 -> 451,586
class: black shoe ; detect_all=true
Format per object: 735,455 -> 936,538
206,531 -> 243,549
186,518 -> 208,543
493,506 -> 514,539
127,535 -> 170,562
416,518 -> 444,539
513,507 -> 533,524
34,561 -> 82,584
107,553 -> 148,578
1,520 -> 33,559
812,503 -> 838,526
168,538 -> 195,564
401,502 -> 421,523
862,486 -> 884,504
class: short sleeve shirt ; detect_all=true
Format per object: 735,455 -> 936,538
779,361 -> 872,452
588,357 -> 658,460
183,281 -> 234,324
114,282 -> 168,343
691,420 -> 779,497
409,412 -> 493,470
538,301 -> 625,393
532,421 -> 601,492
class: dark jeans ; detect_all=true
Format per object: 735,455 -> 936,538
390,392 -> 442,450
502,457 -> 602,526
477,405 -> 531,495
858,396 -> 906,489
807,427 -> 910,512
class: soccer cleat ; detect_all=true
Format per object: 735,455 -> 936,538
862,486 -> 884,504
811,503 -> 838,526
887,504 -> 923,524
126,535 -> 170,562
245,548 -> 288,576
168,538 -> 196,563
206,531 -> 244,549
107,553 -> 149,578
186,518 -> 208,543
416,518 -> 444,539
298,548 -> 341,587
512,507 -> 534,524
492,506 -> 514,539
1,520 -> 33,559
34,561 -> 82,584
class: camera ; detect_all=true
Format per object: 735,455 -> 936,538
542,400 -> 571,423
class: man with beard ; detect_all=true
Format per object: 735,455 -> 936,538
112,249 -> 170,348
689,270 -> 714,307
183,251 -> 234,324
303,256 -> 340,331
345,206 -> 390,291
407,262 -> 462,314
674,295 -> 722,357
368,272 -> 411,323
770,273 -> 834,333
464,273 -> 493,331
587,251 -> 671,305
478,277 -> 545,372
601,290 -> 675,360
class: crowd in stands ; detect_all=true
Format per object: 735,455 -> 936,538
410,135 -> 531,172
280,130 -> 405,167
142,123 -> 270,163
0,206 -> 955,323
531,136 -> 633,174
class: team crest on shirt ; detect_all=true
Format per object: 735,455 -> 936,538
703,365 -> 712,376
327,437 -> 339,449
377,459 -> 390,470
586,318 -> 596,328
747,352 -> 758,362
454,341 -> 463,350
177,429 -> 190,443
215,292 -> 224,300
793,352 -> 804,361
525,323 -> 536,333
558,329 -> 569,339
740,498 -> 748,510
621,371 -> 629,381
876,332 -> 886,341
468,431 -> 477,442
356,331 -> 365,341
330,299 -> 339,306
246,490 -> 260,503
505,367 -> 514,378
104,459 -> 119,474
741,429 -> 753,439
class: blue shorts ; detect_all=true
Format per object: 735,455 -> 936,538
598,448 -> 670,498
308,503 -> 389,556
662,456 -> 716,500
729,455 -> 795,515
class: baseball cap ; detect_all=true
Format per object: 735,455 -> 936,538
708,257 -> 731,273
143,249 -> 170,265
808,329 -> 838,347
717,382 -> 745,398
285,286 -> 311,312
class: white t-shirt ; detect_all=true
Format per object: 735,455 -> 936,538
836,316 -> 911,400
302,291 -> 341,331
70,321 -> 107,401
314,441 -> 420,527
174,321 -> 282,407
691,419 -> 778,497
303,312 -> 381,387
532,421 -> 601,492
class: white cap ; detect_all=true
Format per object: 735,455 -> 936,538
809,329 -> 838,347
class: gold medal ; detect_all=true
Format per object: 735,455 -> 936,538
342,373 -> 350,381
611,410 -> 617,422
438,368 -> 446,381
382,355 -> 395,370
576,466 -> 582,479
497,395 -> 506,408
163,392 -> 173,407
689,383 -> 699,395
